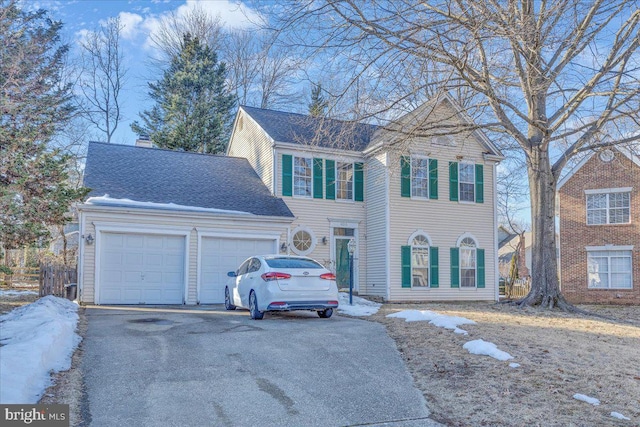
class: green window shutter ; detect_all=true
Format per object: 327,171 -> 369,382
450,247 -> 460,288
449,162 -> 458,201
430,247 -> 439,288
429,158 -> 438,200
477,248 -> 485,288
325,159 -> 335,200
401,156 -> 411,198
282,154 -> 292,197
354,162 -> 364,202
401,246 -> 412,288
475,164 -> 484,203
313,158 -> 324,199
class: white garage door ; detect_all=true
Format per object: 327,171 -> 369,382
200,237 -> 276,303
99,233 -> 185,304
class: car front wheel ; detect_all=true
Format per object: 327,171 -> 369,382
249,291 -> 264,320
318,308 -> 333,318
224,287 -> 236,310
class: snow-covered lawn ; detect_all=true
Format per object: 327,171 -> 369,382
463,339 -> 513,361
0,289 -> 38,297
387,309 -> 476,334
337,292 -> 381,316
0,296 -> 81,403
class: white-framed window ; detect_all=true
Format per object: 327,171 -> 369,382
411,157 -> 429,199
586,190 -> 630,225
587,249 -> 633,289
336,162 -> 354,200
459,163 -> 475,202
460,237 -> 477,287
291,227 -> 315,256
411,234 -> 430,287
293,156 -> 312,197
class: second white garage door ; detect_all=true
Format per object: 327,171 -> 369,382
199,237 -> 276,303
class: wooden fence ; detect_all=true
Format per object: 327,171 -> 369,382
505,277 -> 531,299
1,267 -> 40,288
39,264 -> 77,298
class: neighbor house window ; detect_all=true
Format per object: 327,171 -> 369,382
459,163 -> 475,202
293,156 -> 312,197
587,250 -> 632,289
586,190 -> 630,225
411,235 -> 430,287
336,162 -> 354,200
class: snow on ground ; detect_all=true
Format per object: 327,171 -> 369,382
573,394 -> 600,406
463,339 -> 514,361
337,292 -> 381,316
386,309 -> 476,334
0,289 -> 38,297
509,362 -> 521,368
0,296 -> 81,403
611,412 -> 630,420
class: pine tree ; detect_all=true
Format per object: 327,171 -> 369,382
132,34 -> 235,154
0,0 -> 88,250
308,82 -> 328,117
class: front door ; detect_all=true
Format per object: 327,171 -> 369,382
333,227 -> 356,289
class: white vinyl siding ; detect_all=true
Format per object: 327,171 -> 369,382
365,152 -> 389,297
385,100 -> 496,301
227,110 -> 275,193
587,250 -> 633,289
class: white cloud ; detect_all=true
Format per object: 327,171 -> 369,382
118,11 -> 144,40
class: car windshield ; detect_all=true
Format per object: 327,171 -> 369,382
265,257 -> 324,269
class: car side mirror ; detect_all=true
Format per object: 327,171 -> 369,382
227,271 -> 237,278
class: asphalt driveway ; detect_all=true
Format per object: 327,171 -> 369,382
81,306 -> 441,427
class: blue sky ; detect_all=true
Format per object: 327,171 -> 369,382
31,0 -> 262,145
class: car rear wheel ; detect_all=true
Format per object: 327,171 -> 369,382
249,291 -> 264,320
318,308 -> 333,318
224,287 -> 236,310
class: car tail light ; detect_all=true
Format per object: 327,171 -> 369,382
320,273 -> 336,280
270,302 -> 286,306
328,301 -> 339,306
261,272 -> 292,281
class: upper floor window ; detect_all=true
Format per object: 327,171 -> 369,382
459,163 -> 475,202
449,162 -> 483,203
401,156 -> 438,199
586,190 -> 630,225
411,158 -> 429,198
336,162 -> 354,200
293,156 -> 312,197
587,249 -> 632,289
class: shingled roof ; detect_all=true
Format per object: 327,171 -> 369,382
83,142 -> 294,217
240,105 -> 378,152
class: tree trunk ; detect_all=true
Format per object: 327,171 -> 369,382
520,147 -> 572,309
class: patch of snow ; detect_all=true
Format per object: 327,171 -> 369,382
0,289 -> 38,297
387,310 -> 476,334
463,339 -> 514,361
86,195 -> 253,216
611,412 -> 630,421
0,296 -> 81,403
337,293 -> 381,316
573,394 -> 600,406
509,362 -> 521,368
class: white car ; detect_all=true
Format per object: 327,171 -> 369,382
225,255 -> 339,319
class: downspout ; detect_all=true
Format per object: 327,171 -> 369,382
272,144 -> 277,196
493,162 -> 499,302
385,152 -> 391,302
77,207 -> 84,303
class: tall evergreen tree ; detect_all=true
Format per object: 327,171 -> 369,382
0,0 -> 87,251
308,82 -> 328,117
132,34 -> 235,154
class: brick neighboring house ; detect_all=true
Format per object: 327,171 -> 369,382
558,146 -> 640,304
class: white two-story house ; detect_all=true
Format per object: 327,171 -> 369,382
228,95 -> 504,301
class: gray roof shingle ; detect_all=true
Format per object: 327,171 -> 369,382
83,142 -> 294,218
241,105 -> 378,151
